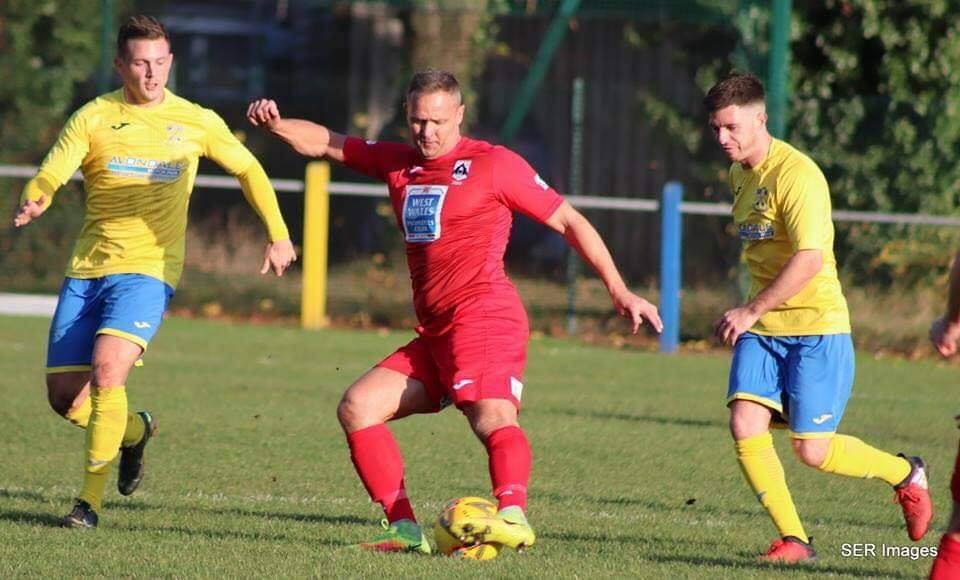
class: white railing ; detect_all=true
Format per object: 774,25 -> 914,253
4,163 -> 960,225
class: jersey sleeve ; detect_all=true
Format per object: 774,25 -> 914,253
778,162 -> 832,252
21,107 -> 91,207
202,109 -> 257,175
491,148 -> 564,222
341,136 -> 413,182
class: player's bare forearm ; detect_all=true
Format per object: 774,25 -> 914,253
546,202 -> 626,295
744,249 -> 823,318
270,119 -> 346,162
247,98 -> 346,161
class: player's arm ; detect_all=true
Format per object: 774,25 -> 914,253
247,99 -> 346,162
204,110 -> 296,276
234,160 -> 297,276
14,109 -> 90,227
544,201 -> 663,334
715,168 -> 828,345
714,249 -> 822,345
930,251 -> 960,357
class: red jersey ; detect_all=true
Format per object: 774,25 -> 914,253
342,136 -> 564,335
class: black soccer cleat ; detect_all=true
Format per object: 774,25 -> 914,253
117,411 -> 157,496
60,499 -> 98,529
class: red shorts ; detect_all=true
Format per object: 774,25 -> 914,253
377,305 -> 529,410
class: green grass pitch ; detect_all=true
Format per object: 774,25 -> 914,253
0,314 -> 954,578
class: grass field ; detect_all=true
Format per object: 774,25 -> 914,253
0,314 -> 955,578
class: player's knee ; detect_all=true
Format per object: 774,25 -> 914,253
792,439 -> 829,468
728,400 -> 771,440
46,375 -> 76,416
90,358 -> 129,387
337,391 -> 381,431
465,400 -> 518,441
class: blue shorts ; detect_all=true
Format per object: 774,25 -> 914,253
727,332 -> 855,438
46,275 -> 175,372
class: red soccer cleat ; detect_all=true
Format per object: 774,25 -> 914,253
758,536 -> 816,564
894,455 -> 933,542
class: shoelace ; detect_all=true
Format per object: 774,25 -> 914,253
895,488 -> 920,504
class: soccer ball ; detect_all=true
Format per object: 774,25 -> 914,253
434,496 -> 502,560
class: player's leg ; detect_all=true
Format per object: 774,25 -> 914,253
431,308 -> 535,551
786,334 -> 930,541
728,333 -> 813,563
931,441 -> 960,579
100,275 -> 171,497
45,277 -> 101,427
453,397 -> 536,551
61,275 -> 171,528
339,339 -> 442,553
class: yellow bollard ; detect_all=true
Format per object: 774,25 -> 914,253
301,161 -> 330,329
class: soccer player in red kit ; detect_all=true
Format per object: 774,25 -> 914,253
248,70 -> 663,553
929,251 -> 960,579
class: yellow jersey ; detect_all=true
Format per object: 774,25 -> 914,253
729,138 -> 850,335
21,88 -> 289,288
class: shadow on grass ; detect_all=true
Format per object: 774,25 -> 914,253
0,508 -> 63,527
0,488 -> 55,502
113,522 -> 351,546
643,553 -> 912,579
534,407 -> 722,429
206,506 -> 369,526
541,529 -> 725,549
538,492 -> 907,533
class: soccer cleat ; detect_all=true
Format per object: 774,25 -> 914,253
758,536 -> 816,563
355,519 -> 432,554
118,411 -> 157,496
893,454 -> 933,541
447,506 -> 536,551
60,499 -> 98,529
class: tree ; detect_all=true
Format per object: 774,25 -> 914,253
0,0 -> 106,292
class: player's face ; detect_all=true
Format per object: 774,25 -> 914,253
406,90 -> 465,159
708,103 -> 767,164
115,38 -> 172,107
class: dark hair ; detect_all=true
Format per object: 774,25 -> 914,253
406,69 -> 462,103
116,15 -> 169,58
703,71 -> 765,113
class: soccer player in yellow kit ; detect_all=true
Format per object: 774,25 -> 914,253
12,15 -> 296,528
705,72 -> 932,562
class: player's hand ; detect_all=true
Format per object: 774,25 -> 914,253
612,289 -> 663,334
714,305 -> 760,346
261,239 -> 297,276
247,99 -> 282,131
930,316 -> 960,358
13,195 -> 47,227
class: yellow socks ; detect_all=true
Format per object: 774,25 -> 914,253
64,396 -> 92,428
62,392 -> 143,447
121,410 -> 146,447
736,432 -> 808,542
77,386 -> 128,513
817,434 -> 912,486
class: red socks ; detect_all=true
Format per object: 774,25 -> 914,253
347,423 -> 531,521
931,535 -> 960,580
347,424 -> 416,523
485,426 -> 531,511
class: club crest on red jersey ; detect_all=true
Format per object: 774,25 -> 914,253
452,159 -> 472,182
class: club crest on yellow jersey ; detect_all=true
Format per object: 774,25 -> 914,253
752,187 -> 770,212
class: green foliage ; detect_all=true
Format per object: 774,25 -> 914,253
632,0 -> 960,287
0,179 -> 85,292
0,0 -> 103,161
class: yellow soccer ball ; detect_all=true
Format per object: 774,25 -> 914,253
434,496 -> 502,560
